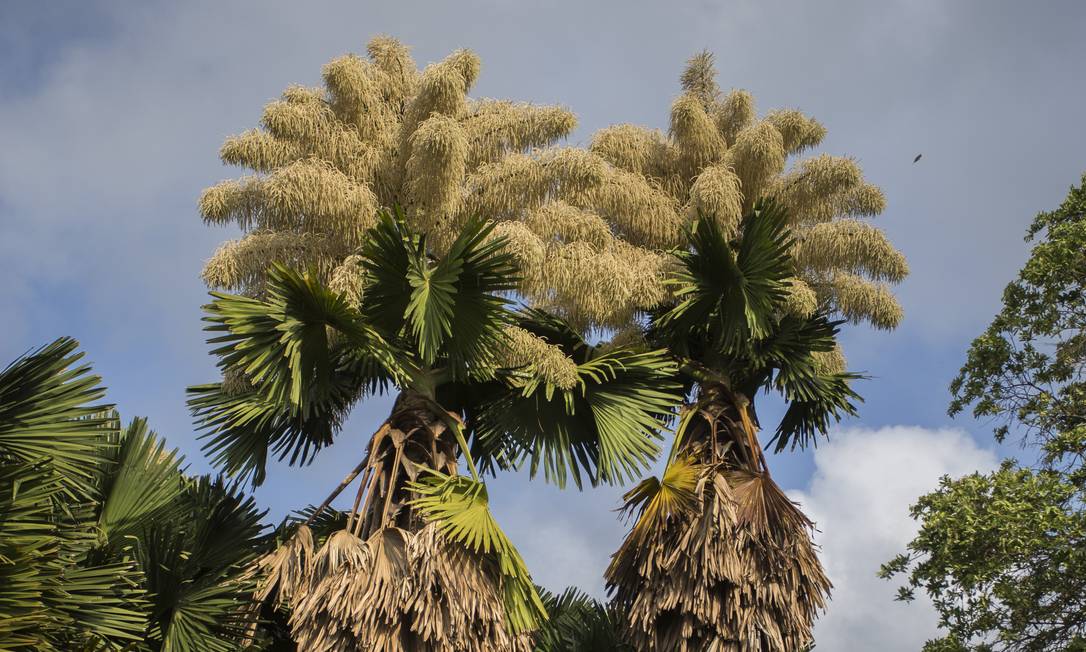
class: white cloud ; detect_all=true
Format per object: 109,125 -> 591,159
790,426 -> 998,651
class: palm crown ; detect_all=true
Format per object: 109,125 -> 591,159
606,202 -> 862,651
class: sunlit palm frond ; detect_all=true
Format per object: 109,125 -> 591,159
361,209 -> 519,372
202,264 -> 401,416
94,418 -> 185,547
408,471 -> 546,634
619,455 -> 700,543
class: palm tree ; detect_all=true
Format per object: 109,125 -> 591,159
188,211 -> 680,650
605,203 -> 862,651
533,587 -> 632,652
0,338 -> 268,651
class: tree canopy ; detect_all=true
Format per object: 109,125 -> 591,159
882,174 -> 1086,652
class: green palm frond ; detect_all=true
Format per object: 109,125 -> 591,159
94,418 -> 185,547
0,337 -> 115,498
188,382 -> 348,487
138,476 -> 266,651
362,209 -> 519,373
408,471 -> 546,634
534,587 -> 632,652
658,201 -> 794,355
191,265 -> 403,485
202,264 -> 402,416
771,372 -> 862,452
0,461 -> 65,648
473,312 -> 680,488
51,563 -> 148,648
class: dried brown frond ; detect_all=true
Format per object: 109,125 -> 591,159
608,464 -> 829,651
713,88 -> 756,144
255,524 -> 314,604
817,271 -> 904,329
607,394 -> 831,652
796,219 -> 909,282
279,524 -> 532,651
670,94 -> 727,179
764,109 -> 826,154
461,99 -> 577,168
680,50 -> 721,108
724,121 -> 786,211
688,164 -> 743,236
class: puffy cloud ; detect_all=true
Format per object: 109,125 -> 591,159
791,426 -> 998,651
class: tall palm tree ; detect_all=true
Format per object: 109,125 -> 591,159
0,338 -> 269,651
605,203 -> 862,651
189,211 -> 679,650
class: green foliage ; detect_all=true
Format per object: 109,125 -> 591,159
472,309 -> 680,488
0,338 -> 270,651
658,202 -> 794,356
886,174 -> 1086,651
652,201 -> 862,450
533,587 -> 632,651
949,173 -> 1086,471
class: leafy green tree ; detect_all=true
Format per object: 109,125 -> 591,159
882,174 -> 1086,651
190,212 -> 679,650
0,338 -> 267,651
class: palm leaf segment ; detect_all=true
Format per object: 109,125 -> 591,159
191,209 -> 681,640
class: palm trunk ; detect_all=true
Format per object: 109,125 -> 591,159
266,390 -> 532,652
606,382 -> 830,652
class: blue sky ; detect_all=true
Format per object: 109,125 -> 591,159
3,1 -> 1085,647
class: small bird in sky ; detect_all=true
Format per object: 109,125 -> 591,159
913,154 -> 923,163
